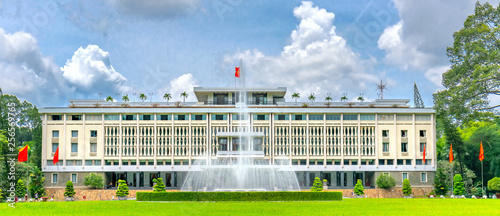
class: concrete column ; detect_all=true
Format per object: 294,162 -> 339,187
135,172 -> 140,188
63,114 -> 66,169
340,171 -> 345,188
154,113 -> 157,167
188,114 -> 192,167
358,113 -> 361,167
82,114 -> 86,168
375,114 -> 378,167
289,113 -> 292,163
119,114 -> 122,168
305,171 -> 310,187
393,113 -> 397,168
306,114 -> 309,167
340,114 -> 344,168
42,114 -> 47,168
412,113 -> 416,168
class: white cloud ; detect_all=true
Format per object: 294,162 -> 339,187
109,0 -> 200,19
424,65 -> 449,89
223,1 -> 380,101
61,45 -> 130,94
158,73 -> 198,102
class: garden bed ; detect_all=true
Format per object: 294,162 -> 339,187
136,191 -> 342,202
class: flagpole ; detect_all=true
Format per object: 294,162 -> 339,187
481,160 -> 484,196
26,145 -> 29,200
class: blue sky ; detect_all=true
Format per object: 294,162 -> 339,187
0,0 -> 496,107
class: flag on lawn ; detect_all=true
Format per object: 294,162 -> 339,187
18,145 -> 28,162
479,142 -> 484,161
449,144 -> 453,163
423,144 -> 426,164
53,147 -> 59,165
235,67 -> 240,78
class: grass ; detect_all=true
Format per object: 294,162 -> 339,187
1,199 -> 499,216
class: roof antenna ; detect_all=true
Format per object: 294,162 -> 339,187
414,82 -> 425,108
376,80 -> 388,99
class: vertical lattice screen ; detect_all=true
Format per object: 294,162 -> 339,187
360,126 -> 375,156
191,127 -> 206,156
139,126 -> 154,156
343,126 -> 358,156
105,126 -> 119,156
156,127 -> 171,156
253,126 -> 269,156
174,126 -> 188,156
326,126 -> 341,156
292,126 -> 307,156
309,126 -> 323,156
211,126 -> 227,156
274,126 -> 289,156
121,126 -> 136,156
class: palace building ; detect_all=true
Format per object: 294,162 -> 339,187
40,86 -> 436,189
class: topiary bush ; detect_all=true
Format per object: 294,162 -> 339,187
487,177 -> 500,194
136,192 -> 343,201
84,173 -> 104,189
433,168 -> 448,195
376,174 -> 396,189
116,179 -> 129,197
453,174 -> 465,195
311,177 -> 323,191
64,181 -> 76,197
354,179 -> 364,195
16,179 -> 26,198
153,178 -> 165,192
402,178 -> 412,196
471,187 -> 483,197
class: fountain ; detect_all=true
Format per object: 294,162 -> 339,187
181,64 -> 300,192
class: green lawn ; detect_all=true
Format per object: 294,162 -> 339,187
1,199 -> 499,216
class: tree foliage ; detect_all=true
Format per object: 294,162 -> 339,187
434,167 -> 448,195
488,177 -> 500,193
29,166 -> 45,197
434,2 -> 500,124
153,178 -> 165,192
402,179 -> 412,196
310,177 -> 323,192
64,181 -> 76,197
116,179 -> 129,197
16,179 -> 26,198
84,173 -> 104,189
453,174 -> 465,196
354,179 -> 364,195
376,174 -> 396,189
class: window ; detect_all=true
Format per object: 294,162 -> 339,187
397,159 -> 404,165
52,174 -> 58,183
85,114 -> 102,121
90,130 -> 97,137
212,114 -> 227,120
360,114 -> 375,120
396,114 -> 412,121
71,130 -> 78,137
401,142 -> 408,152
383,142 -> 389,152
94,160 -> 101,166
85,160 -> 93,166
52,130 -> 59,137
377,114 -> 394,121
191,114 -> 206,120
51,115 -> 62,120
326,114 -> 340,120
309,114 -> 323,120
420,130 -> 426,138
122,114 -> 136,121
254,114 -> 268,120
386,160 -> 394,165
401,130 -> 408,137
175,114 -> 188,120
421,173 -> 427,182
157,114 -> 170,120
343,114 -> 358,120
379,159 -> 386,165
90,143 -> 97,153
382,130 -> 389,137
52,143 -> 58,153
71,115 -> 82,120
140,115 -> 153,120
415,115 -> 431,121
383,172 -> 390,176
104,114 -> 119,120
420,143 -> 426,152
292,114 -> 305,120
405,159 -> 412,165
232,114 -> 248,120
402,173 -> 408,180
275,114 -> 289,120
71,173 -> 77,183
71,143 -> 78,153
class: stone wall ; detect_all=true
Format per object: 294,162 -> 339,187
45,187 -> 433,201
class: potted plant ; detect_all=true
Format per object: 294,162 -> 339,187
64,181 -> 76,201
402,178 -> 412,198
153,178 -> 165,192
116,179 -> 129,200
354,179 -> 365,198
310,177 -> 323,192
322,179 -> 328,190
488,177 -> 500,198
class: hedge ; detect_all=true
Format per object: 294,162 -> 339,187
136,191 -> 342,202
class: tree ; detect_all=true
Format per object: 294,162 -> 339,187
180,92 -> 188,103
153,178 -> 165,192
139,93 -> 147,102
308,93 -> 316,103
402,179 -> 412,196
64,181 -> 76,197
488,177 -> 500,194
105,96 -> 113,102
340,95 -> 348,102
116,179 -> 129,197
163,93 -> 172,103
28,166 -> 45,197
310,177 -> 323,191
437,160 -> 476,195
434,167 -> 448,196
376,174 -> 396,189
122,94 -> 130,103
84,173 -> 104,189
357,96 -> 364,102
292,93 -> 300,103
433,2 -> 500,124
454,174 -> 465,195
354,179 -> 364,195
16,179 -> 26,198
325,96 -> 332,102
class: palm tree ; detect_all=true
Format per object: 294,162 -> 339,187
122,94 -> 130,103
292,93 -> 300,103
139,93 -> 147,102
163,93 -> 172,103
357,96 -> 364,102
106,96 -> 113,102
180,92 -> 188,103
325,96 -> 332,102
341,95 -> 348,102
308,93 -> 316,103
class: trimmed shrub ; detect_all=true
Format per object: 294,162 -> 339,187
64,181 -> 76,197
434,168 -> 448,195
376,174 -> 396,189
453,174 -> 465,195
16,179 -> 26,198
84,173 -> 104,189
354,179 -> 364,195
153,178 -> 165,192
311,177 -> 323,191
136,192 -> 343,201
402,179 -> 412,196
471,187 -> 483,197
487,177 -> 500,194
116,179 -> 129,197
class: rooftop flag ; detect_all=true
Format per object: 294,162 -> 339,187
235,67 -> 240,78
53,147 -> 59,165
